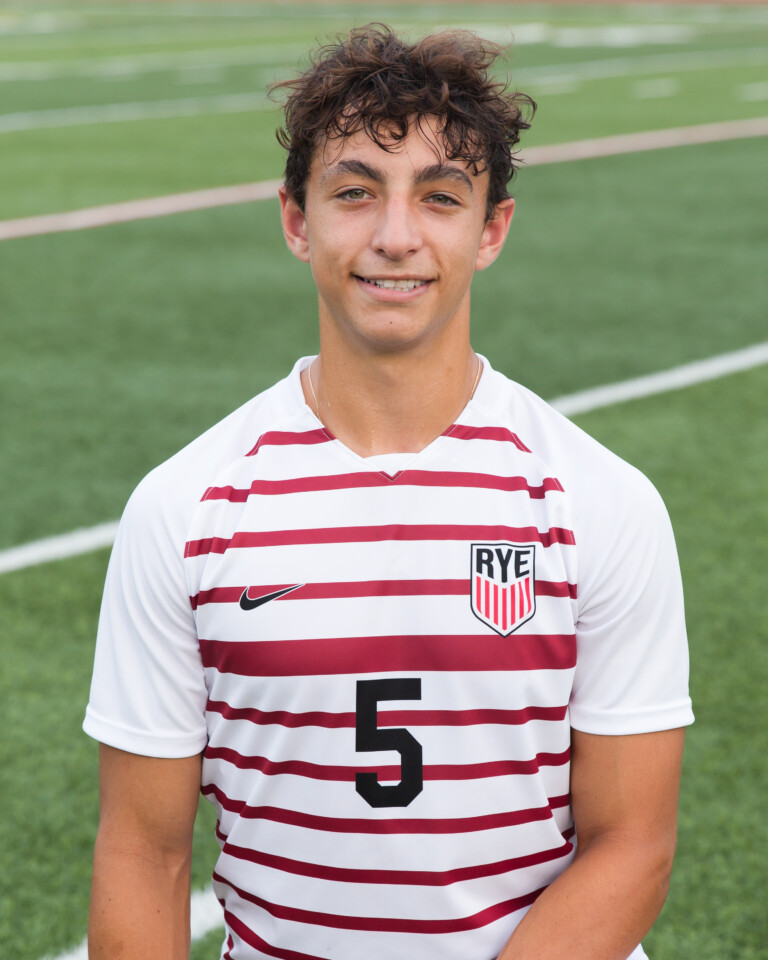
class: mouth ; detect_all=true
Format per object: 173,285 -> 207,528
355,275 -> 432,292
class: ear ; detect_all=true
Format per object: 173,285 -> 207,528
279,185 -> 310,263
475,198 -> 515,272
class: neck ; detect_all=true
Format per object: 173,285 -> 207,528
303,345 -> 481,457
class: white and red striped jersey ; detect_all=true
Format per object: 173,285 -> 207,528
85,357 -> 693,960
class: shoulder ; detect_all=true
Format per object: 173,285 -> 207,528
480,364 -> 677,604
121,359 -> 311,548
482,365 -> 666,525
478,365 -> 692,734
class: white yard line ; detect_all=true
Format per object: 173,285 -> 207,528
21,340 -> 768,960
0,180 -> 284,240
15,19 -> 766,960
518,115 -> 768,165
738,80 -> 768,102
0,91 -> 272,134
514,44 -> 768,84
0,520 -> 119,575
4,41 -> 767,83
549,341 -> 768,417
2,116 -> 766,242
0,41 -> 305,81
8,118 -> 768,960
4,340 -> 768,581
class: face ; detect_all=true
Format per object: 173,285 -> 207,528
280,117 -> 514,356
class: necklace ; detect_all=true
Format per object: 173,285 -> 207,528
307,354 -> 481,422
469,353 -> 482,401
307,358 -> 321,419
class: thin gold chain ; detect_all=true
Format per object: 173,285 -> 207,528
307,354 -> 481,422
469,353 -> 482,400
307,358 -> 320,418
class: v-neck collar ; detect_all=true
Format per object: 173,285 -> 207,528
287,355 -> 495,480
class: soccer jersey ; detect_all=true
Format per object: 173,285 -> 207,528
85,356 -> 693,960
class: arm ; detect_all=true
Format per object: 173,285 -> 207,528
88,744 -> 202,960
498,727 -> 685,960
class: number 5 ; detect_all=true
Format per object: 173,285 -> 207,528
355,678 -> 423,808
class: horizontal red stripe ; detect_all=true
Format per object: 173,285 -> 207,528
186,523 -> 575,557
203,781 -> 569,834
206,700 -> 568,728
444,424 -> 532,452
199,633 -> 576,677
203,485 -> 250,503
203,470 -> 563,500
224,909 -> 329,960
246,428 -> 331,457
205,746 -> 570,781
193,579 -> 471,608
216,821 -> 573,885
190,578 -> 577,609
185,536 -> 231,558
539,580 -> 578,599
217,871 -> 544,933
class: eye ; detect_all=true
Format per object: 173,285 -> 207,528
338,187 -> 369,201
428,193 -> 459,206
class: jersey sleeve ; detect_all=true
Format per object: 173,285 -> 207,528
83,467 -> 208,758
569,466 -> 694,736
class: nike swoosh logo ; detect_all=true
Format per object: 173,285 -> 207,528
239,583 -> 304,611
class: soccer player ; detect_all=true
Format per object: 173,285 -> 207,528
85,25 -> 693,960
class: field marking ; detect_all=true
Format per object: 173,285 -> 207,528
512,45 -> 768,86
549,341 -> 768,417
0,39 -> 768,89
0,91 -> 272,134
2,116 -> 766,242
548,24 -> 696,47
633,77 -> 680,99
25,340 -> 768,960
0,520 -> 119,575
738,81 -> 768,102
3,42 -> 767,85
0,180 -> 284,240
4,340 -> 768,581
0,41 -> 306,80
517,116 -> 768,165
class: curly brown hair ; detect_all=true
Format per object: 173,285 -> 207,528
269,24 -> 535,221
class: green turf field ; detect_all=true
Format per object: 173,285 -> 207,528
1,3 -> 767,959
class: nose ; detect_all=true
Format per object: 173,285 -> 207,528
370,196 -> 423,261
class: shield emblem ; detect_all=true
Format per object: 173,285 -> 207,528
470,542 -> 536,636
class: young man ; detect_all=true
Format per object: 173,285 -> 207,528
85,26 -> 693,960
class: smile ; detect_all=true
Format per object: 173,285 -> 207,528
357,276 -> 431,292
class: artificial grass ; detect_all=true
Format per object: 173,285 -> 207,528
575,365 -> 768,960
2,3 -> 768,219
2,9 -> 767,953
2,366 -> 766,959
0,547 -> 220,959
474,135 -> 768,394
2,138 -> 767,550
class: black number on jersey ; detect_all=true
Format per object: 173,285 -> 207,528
355,678 -> 423,808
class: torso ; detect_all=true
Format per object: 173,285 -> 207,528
185,359 -> 579,960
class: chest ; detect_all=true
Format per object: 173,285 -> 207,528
186,443 -> 578,706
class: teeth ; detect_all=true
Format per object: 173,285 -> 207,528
366,278 -> 426,291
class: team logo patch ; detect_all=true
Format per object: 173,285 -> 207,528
470,543 -> 536,636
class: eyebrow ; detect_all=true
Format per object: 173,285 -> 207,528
320,159 -> 384,186
414,162 -> 474,193
320,158 -> 474,192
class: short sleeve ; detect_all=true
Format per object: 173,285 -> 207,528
83,468 -> 208,758
569,468 -> 694,735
